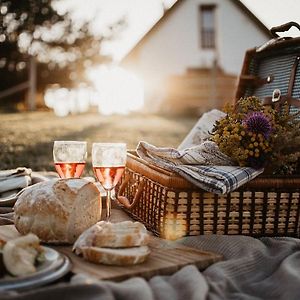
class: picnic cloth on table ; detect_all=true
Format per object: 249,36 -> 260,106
0,168 -> 58,200
0,168 -> 32,195
136,141 -> 264,194
0,210 -> 14,226
2,235 -> 300,300
178,109 -> 226,150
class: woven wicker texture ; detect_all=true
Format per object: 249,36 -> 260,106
118,153 -> 300,239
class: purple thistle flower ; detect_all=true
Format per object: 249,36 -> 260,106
243,111 -> 272,138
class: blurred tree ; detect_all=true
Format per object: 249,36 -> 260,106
0,0 -> 125,110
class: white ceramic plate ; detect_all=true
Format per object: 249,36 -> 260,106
0,246 -> 71,291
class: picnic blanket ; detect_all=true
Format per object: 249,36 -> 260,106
136,141 -> 264,194
2,235 -> 300,300
0,168 -> 32,195
0,168 -> 57,200
178,109 -> 226,150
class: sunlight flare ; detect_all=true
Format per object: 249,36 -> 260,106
44,65 -> 144,116
88,65 -> 144,115
44,86 -> 94,117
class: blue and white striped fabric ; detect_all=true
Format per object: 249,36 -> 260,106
175,164 -> 263,194
136,141 -> 264,195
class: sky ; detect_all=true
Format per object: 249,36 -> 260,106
54,0 -> 177,61
242,0 -> 300,36
55,0 -> 300,62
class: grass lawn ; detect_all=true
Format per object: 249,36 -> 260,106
0,111 -> 197,176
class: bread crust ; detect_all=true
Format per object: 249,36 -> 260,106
81,246 -> 150,265
14,179 -> 101,244
73,221 -> 150,253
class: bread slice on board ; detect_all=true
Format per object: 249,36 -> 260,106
81,245 -> 150,265
73,221 -> 150,254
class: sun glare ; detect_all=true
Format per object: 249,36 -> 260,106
88,65 -> 144,115
44,65 -> 144,116
44,86 -> 96,117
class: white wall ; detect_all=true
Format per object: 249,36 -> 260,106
218,0 -> 268,75
134,0 -> 270,80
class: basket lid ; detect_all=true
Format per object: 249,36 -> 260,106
126,151 -> 194,189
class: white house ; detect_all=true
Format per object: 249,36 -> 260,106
122,0 -> 273,114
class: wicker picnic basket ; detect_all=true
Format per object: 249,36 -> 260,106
117,22 -> 300,239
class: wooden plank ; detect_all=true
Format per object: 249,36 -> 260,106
0,82 -> 29,100
27,56 -> 37,111
56,237 -> 222,282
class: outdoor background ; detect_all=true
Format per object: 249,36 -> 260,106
0,112 -> 195,175
0,0 -> 299,174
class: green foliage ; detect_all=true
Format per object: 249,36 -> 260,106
212,96 -> 300,175
0,0 -> 125,92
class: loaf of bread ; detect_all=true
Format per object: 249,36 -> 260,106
14,178 -> 101,244
73,221 -> 150,254
80,245 -> 150,265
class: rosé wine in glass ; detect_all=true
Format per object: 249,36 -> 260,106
55,162 -> 86,179
93,166 -> 125,190
92,143 -> 126,220
53,141 -> 87,179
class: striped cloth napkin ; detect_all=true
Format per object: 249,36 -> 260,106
136,141 -> 264,194
0,168 -> 32,195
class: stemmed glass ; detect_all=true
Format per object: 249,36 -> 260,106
92,143 -> 126,221
53,141 -> 87,178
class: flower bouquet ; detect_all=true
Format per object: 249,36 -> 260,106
212,96 -> 300,175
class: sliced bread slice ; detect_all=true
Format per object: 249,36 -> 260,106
81,245 -> 150,265
73,221 -> 150,254
0,225 -> 21,249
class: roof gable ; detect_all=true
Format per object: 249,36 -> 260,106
122,0 -> 273,63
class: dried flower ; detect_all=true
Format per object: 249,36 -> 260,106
211,96 -> 300,174
243,111 -> 272,138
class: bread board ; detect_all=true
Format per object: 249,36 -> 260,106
1,210 -> 222,282
56,236 -> 222,281
55,208 -> 222,281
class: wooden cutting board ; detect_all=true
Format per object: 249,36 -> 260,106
2,209 -> 222,282
56,237 -> 222,282
55,208 -> 222,281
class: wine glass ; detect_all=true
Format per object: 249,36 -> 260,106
92,143 -> 126,221
53,141 -> 87,178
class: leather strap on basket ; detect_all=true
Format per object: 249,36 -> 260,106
117,173 -> 145,210
270,22 -> 300,38
263,55 -> 300,110
239,75 -> 274,88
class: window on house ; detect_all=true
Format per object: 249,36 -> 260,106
200,5 -> 216,49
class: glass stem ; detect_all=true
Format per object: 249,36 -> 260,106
106,189 -> 111,221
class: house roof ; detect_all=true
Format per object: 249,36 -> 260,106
122,0 -> 273,63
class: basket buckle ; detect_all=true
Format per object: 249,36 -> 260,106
272,89 -> 281,103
